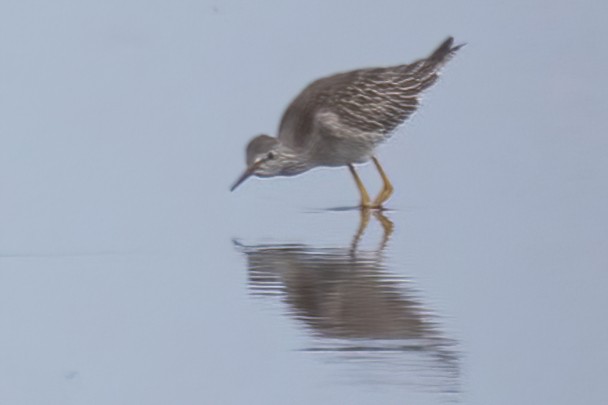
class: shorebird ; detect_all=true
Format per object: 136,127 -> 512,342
231,37 -> 463,208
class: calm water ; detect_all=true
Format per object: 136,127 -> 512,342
238,211 -> 460,397
1,1 -> 607,404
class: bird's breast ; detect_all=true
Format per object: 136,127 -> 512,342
311,132 -> 380,167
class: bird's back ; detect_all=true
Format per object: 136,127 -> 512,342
278,37 -> 463,152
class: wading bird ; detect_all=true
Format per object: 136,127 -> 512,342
231,37 -> 463,208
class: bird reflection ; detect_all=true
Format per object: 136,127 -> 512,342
234,210 -> 460,394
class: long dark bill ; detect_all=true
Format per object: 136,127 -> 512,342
230,161 -> 261,191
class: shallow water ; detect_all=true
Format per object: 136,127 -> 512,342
2,1 -> 608,404
238,212 -> 460,397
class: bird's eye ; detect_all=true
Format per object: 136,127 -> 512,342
266,152 -> 275,160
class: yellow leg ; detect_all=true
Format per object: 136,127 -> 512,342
348,164 -> 371,208
371,156 -> 394,208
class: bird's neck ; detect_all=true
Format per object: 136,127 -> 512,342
277,144 -> 314,177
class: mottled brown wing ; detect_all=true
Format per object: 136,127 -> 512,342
278,37 -> 462,148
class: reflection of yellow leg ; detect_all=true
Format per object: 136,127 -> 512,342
348,164 -> 371,208
373,210 -> 394,250
351,208 -> 371,252
371,156 -> 394,208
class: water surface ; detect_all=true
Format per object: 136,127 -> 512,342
1,1 -> 607,404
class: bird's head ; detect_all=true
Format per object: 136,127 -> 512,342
230,135 -> 285,191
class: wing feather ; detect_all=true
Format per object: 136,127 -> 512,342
278,37 -> 463,148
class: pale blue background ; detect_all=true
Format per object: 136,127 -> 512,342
1,1 -> 607,404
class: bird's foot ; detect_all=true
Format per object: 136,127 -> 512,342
359,203 -> 387,211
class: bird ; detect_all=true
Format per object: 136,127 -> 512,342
230,36 -> 464,209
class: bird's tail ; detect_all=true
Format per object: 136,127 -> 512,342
403,36 -> 463,90
427,36 -> 465,68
